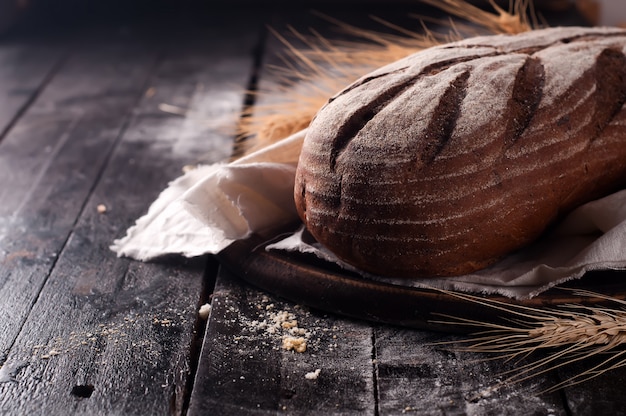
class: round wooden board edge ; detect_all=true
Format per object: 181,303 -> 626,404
217,234 -> 626,333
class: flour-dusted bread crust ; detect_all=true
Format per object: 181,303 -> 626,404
294,26 -> 626,278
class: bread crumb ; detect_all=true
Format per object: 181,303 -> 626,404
282,336 -> 306,353
281,320 -> 297,329
41,349 -> 60,359
235,295 -> 320,352
96,204 -> 107,214
304,369 -> 321,380
198,303 -> 212,320
153,318 -> 171,326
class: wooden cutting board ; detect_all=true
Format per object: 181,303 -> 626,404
217,231 -> 626,333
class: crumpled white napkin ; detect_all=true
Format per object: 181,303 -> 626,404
112,129 -> 626,299
111,130 -> 304,260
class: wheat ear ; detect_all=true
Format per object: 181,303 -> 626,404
431,289 -> 626,394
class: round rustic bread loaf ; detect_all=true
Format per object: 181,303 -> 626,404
294,26 -> 626,278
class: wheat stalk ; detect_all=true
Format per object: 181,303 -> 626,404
416,0 -> 537,35
431,289 -> 626,394
234,0 -> 534,157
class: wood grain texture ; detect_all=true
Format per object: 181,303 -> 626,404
220,237 -> 626,414
188,268 -> 376,415
0,41 -> 159,362
559,357 -> 626,415
0,41 -> 63,141
373,327 -> 566,415
0,13 -> 257,414
199,266 -> 626,415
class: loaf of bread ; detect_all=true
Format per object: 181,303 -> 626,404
294,26 -> 626,278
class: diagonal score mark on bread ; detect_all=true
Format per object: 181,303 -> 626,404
235,0 -> 535,157
295,27 -> 626,278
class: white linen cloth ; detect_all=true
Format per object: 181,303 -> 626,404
112,129 -> 626,299
111,130 -> 305,260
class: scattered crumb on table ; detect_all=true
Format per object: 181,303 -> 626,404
304,368 -> 321,380
282,336 -> 307,353
198,303 -> 212,320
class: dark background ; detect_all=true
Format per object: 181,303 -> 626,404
0,0 -> 587,37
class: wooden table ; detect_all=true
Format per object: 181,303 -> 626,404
1,3 -> 625,415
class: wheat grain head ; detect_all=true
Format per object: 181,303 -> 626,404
431,288 -> 626,394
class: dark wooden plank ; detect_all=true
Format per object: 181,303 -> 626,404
0,37 -> 63,140
373,326 -> 567,415
189,9 -> 386,414
188,268 -> 376,415
0,42 -> 159,360
0,13 -> 259,415
559,356 -> 626,415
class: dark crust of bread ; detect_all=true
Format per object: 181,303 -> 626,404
294,26 -> 626,278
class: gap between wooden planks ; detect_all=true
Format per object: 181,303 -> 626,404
0,9 -> 262,415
